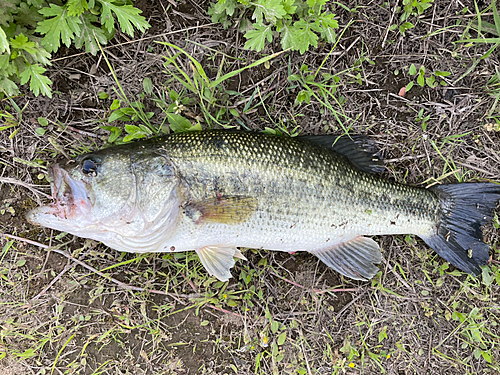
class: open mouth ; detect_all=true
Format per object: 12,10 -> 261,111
48,164 -> 91,219
26,164 -> 91,224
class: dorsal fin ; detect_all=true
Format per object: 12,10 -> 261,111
300,135 -> 384,174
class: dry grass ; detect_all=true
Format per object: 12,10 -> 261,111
1,0 -> 500,374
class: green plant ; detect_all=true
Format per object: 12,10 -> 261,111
208,0 -> 341,53
389,0 -> 433,35
0,0 -> 149,98
458,0 -> 500,47
452,0 -> 500,85
404,64 -> 450,93
485,66 -> 500,118
161,42 -> 283,127
415,108 -> 430,131
400,0 -> 433,21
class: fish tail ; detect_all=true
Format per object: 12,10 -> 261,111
421,183 -> 500,275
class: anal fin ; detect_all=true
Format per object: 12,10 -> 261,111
310,236 -> 382,280
196,246 -> 246,281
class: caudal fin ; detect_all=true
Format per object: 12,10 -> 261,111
422,183 -> 500,275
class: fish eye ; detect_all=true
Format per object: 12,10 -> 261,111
82,158 -> 101,176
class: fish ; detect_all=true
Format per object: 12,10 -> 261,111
27,130 -> 500,281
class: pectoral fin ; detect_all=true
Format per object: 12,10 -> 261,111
309,236 -> 382,280
184,196 -> 257,225
196,246 -> 246,281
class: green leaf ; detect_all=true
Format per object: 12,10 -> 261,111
290,19 -> 320,54
108,108 -> 130,122
493,0 -> 500,37
378,326 -> 388,343
17,348 -> 36,359
35,127 -> 46,135
97,0 -> 150,37
434,70 -> 451,77
37,117 -> 49,126
0,77 -> 19,96
100,125 -> 122,142
482,351 -> 492,363
210,0 -> 237,21
29,0 -> 46,8
167,113 -> 194,133
0,27 -> 9,54
296,89 -> 311,104
306,0 -> 327,8
317,13 -> 338,43
252,0 -> 286,24
417,67 -> 425,87
110,99 -> 121,110
122,124 -> 150,142
409,63 -> 417,75
15,2 -> 44,26
277,331 -> 287,346
0,0 -> 17,27
67,0 -> 89,16
36,4 -> 82,53
244,24 -> 273,52
425,74 -> 436,88
318,12 -> 338,28
143,77 -> 153,94
73,13 -> 108,55
0,54 -> 13,73
279,21 -> 294,49
320,24 -> 336,43
399,21 -> 414,34
10,34 -> 37,54
19,64 -> 52,97
282,0 -> 297,14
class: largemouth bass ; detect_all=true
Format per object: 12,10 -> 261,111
27,130 -> 500,281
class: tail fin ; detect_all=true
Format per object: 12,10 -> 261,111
421,183 -> 500,275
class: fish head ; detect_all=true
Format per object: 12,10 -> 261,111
27,147 -> 181,243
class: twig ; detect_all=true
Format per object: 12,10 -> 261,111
1,233 -> 186,304
51,25 -> 216,63
457,162 -> 496,177
384,154 -> 426,163
31,263 -> 72,301
0,177 -> 51,205
207,304 -> 243,318
66,126 -> 98,138
382,1 -> 398,48
299,329 -> 313,375
270,271 -> 358,294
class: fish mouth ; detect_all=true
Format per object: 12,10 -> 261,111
27,164 -> 91,226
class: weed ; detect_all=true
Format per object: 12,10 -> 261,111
160,42 -> 283,128
389,0 -> 434,35
208,0 -> 341,53
0,0 -> 149,98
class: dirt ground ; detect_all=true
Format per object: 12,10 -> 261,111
1,0 -> 500,374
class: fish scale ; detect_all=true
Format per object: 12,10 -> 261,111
161,131 -> 439,244
27,130 -> 500,281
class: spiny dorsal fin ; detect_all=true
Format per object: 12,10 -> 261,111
184,196 -> 258,225
300,135 -> 384,174
309,236 -> 382,280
